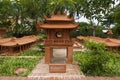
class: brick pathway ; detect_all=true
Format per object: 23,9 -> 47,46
0,77 -> 120,80
28,58 -> 84,80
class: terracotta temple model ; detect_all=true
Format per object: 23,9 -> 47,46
37,12 -> 79,72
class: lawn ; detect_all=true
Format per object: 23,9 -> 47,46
0,49 -> 44,76
19,49 -> 44,56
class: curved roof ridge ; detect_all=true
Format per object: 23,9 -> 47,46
44,13 -> 74,21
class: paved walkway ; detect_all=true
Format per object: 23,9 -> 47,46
28,42 -> 85,80
1,77 -> 120,80
28,58 -> 84,80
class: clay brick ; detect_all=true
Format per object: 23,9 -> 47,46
49,64 -> 66,73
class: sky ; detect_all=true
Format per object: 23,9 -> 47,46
75,16 -> 90,23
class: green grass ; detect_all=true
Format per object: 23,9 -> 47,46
0,49 -> 44,76
19,49 -> 44,56
0,58 -> 39,76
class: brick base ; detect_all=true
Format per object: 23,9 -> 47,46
49,64 -> 66,73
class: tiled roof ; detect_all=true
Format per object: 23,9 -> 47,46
0,35 -> 37,47
45,13 -> 74,21
77,36 -> 120,47
38,22 -> 79,29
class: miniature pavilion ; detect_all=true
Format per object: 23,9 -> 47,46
37,12 -> 79,65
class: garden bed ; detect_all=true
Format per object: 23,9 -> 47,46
74,41 -> 120,76
0,49 -> 44,76
0,58 -> 40,76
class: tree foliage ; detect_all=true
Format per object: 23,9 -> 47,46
0,0 -> 119,37
111,4 -> 120,37
113,5 -> 120,24
0,0 -> 12,21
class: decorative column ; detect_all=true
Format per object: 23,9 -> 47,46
45,47 -> 51,64
67,46 -> 73,64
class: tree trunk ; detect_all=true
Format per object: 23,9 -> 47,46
15,16 -> 19,25
35,17 -> 38,24
93,28 -> 96,37
89,19 -> 96,37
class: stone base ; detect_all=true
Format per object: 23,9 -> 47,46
49,64 -> 66,73
28,57 -> 84,79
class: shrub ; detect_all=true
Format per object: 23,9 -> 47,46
0,21 -> 11,28
84,40 -> 106,51
112,25 -> 120,38
74,41 -> 120,76
7,21 -> 37,38
36,33 -> 47,42
35,44 -> 45,52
